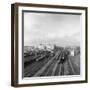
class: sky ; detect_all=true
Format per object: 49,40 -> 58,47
24,12 -> 81,46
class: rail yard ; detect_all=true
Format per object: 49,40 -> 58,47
24,45 -> 80,77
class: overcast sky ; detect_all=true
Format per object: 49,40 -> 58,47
24,12 -> 81,46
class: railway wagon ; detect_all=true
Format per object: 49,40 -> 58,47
24,50 -> 53,65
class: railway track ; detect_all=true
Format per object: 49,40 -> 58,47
40,51 -> 61,76
33,51 -> 60,77
24,55 -> 52,77
24,50 -> 77,77
67,58 -> 76,75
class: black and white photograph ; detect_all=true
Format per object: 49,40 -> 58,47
23,12 -> 81,77
11,3 -> 87,87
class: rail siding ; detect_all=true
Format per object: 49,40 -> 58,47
68,59 -> 75,75
51,60 -> 59,76
33,51 -> 60,77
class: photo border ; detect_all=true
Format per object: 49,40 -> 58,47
11,3 -> 88,87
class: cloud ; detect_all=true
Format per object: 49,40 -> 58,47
24,12 -> 81,46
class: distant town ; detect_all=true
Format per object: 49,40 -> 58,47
24,44 -> 80,57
